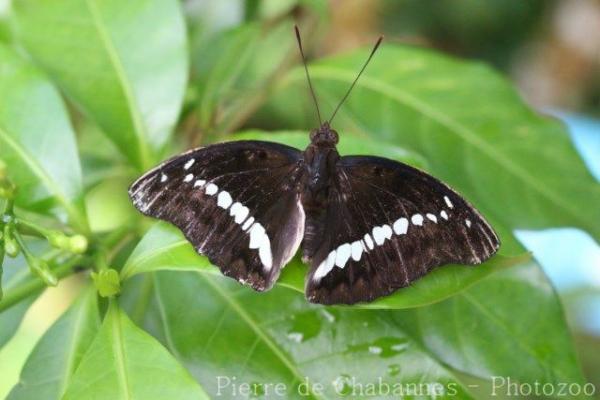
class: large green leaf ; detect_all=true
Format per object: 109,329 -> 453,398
0,45 -> 87,231
62,301 -> 208,400
141,270 -> 477,399
391,263 -> 587,392
262,46 -> 600,242
131,267 -> 584,399
8,288 -> 100,400
121,222 -> 526,310
12,0 -> 188,170
121,221 -> 584,396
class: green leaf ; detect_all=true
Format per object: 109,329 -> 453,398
140,270 -> 477,399
0,45 -> 87,231
12,0 -> 189,170
7,289 -> 100,400
392,262 -> 587,391
0,245 -> 47,347
0,268 -> 39,348
121,222 -> 527,310
124,264 -> 584,399
263,45 -> 600,242
62,301 -> 208,400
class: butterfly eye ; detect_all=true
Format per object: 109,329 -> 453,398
329,129 -> 339,144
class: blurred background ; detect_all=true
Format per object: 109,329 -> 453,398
0,0 -> 599,396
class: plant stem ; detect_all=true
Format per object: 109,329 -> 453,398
16,218 -> 56,239
0,256 -> 85,312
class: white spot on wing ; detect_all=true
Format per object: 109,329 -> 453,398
184,159 -> 195,170
465,219 -> 472,228
160,173 -> 167,182
313,251 -> 337,282
373,226 -> 386,245
444,196 -> 454,208
382,224 -> 392,240
229,202 -> 242,216
411,214 -> 424,226
246,222 -> 273,270
326,250 -> 336,270
205,183 -> 218,195
248,223 -> 266,249
440,210 -> 449,220
364,233 -> 375,250
313,260 -> 328,281
426,213 -> 437,223
184,173 -> 194,183
217,191 -> 233,209
259,236 -> 273,271
230,202 -> 249,224
393,218 -> 408,235
242,216 -> 254,231
335,243 -> 352,268
351,241 -> 363,261
194,179 -> 206,188
372,224 -> 393,245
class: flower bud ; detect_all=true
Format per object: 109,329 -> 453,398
69,235 -> 88,254
92,269 -> 121,297
47,230 -> 69,249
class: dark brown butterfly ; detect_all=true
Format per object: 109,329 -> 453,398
129,27 -> 499,305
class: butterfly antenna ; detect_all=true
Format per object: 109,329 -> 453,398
295,25 -> 322,125
328,35 -> 383,124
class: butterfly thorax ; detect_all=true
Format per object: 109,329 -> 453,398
303,123 -> 340,206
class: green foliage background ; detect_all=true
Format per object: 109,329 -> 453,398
0,0 -> 598,399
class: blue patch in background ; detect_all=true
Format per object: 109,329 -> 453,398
516,111 -> 600,335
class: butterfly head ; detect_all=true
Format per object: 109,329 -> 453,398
310,122 -> 339,147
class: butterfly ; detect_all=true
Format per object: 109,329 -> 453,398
129,27 -> 500,305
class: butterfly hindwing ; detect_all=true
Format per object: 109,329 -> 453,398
129,141 -> 305,291
305,155 -> 500,304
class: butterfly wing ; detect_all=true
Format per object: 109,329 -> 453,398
305,155 -> 500,304
129,140 -> 305,291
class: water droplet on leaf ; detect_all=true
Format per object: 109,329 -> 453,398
332,374 -> 353,396
387,364 -> 401,376
346,337 -> 410,358
287,332 -> 304,343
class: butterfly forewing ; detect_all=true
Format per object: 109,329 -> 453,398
129,141 -> 305,291
304,155 -> 500,304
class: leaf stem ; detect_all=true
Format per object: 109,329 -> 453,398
16,218 -> 54,238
